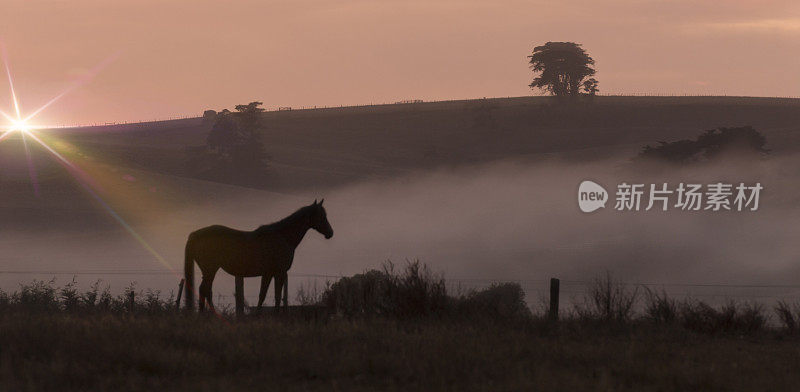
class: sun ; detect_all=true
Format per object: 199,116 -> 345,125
11,119 -> 32,133
0,119 -> 35,136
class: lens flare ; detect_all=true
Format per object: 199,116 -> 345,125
1,44 -> 22,121
25,130 -> 175,272
0,47 -> 182,278
20,131 -> 40,197
11,119 -> 31,133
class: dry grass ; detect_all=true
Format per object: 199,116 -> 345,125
2,272 -> 800,390
2,310 -> 800,391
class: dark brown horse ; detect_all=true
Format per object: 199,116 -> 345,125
184,200 -> 333,311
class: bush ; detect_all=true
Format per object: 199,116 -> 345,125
455,283 -> 531,321
637,125 -> 768,164
13,279 -> 59,311
574,272 -> 639,322
678,300 -> 767,335
60,277 -> 80,311
775,301 -> 800,333
643,288 -> 677,324
80,280 -> 102,308
295,281 -> 325,306
0,288 -> 9,309
0,279 -> 176,315
321,260 -> 532,322
0,272 -> 792,338
322,260 -> 448,318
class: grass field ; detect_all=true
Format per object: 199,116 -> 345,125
2,307 -> 800,391
2,269 -> 800,391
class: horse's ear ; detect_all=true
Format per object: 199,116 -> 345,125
319,199 -> 324,206
313,199 -> 318,205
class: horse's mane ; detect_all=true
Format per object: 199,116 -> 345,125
255,205 -> 312,233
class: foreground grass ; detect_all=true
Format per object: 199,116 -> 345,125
1,311 -> 799,391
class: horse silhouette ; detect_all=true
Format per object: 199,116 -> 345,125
184,199 -> 333,311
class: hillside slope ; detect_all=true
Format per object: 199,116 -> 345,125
56,96 -> 800,192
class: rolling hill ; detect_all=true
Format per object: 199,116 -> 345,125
54,96 -> 800,193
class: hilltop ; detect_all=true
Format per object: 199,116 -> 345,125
55,96 -> 800,193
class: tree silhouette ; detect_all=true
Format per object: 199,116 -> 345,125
206,109 -> 239,154
528,42 -> 596,98
231,101 -> 268,171
637,126 -> 768,164
191,102 -> 269,180
582,78 -> 599,97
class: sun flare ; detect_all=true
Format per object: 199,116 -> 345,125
10,119 -> 32,133
0,47 -> 174,275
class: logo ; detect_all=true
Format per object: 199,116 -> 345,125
578,181 -> 762,213
578,180 -> 608,213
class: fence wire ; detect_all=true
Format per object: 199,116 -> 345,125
2,269 -> 799,308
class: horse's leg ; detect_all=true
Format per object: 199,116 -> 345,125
199,278 -> 210,312
258,275 -> 272,309
198,287 -> 206,312
282,271 -> 288,308
199,269 -> 217,312
274,273 -> 285,312
235,276 -> 244,316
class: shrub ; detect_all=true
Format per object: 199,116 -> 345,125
0,288 -> 9,309
13,279 -> 59,311
678,300 -> 767,335
295,281 -> 325,306
643,288 -> 677,324
322,260 -> 448,318
775,301 -> 800,333
60,277 -> 80,311
637,125 -> 768,164
80,280 -> 102,308
0,279 -> 179,315
322,261 -> 532,322
574,272 -> 639,322
142,289 -> 171,313
455,283 -> 531,321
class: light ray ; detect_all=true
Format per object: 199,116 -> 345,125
20,132 -> 40,197
0,108 -> 16,123
26,130 -> 174,273
28,132 -> 219,315
27,134 -> 224,316
1,44 -> 21,120
0,49 -> 220,315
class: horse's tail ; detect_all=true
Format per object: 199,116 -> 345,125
184,233 -> 195,310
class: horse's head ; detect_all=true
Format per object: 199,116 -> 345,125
309,199 -> 333,239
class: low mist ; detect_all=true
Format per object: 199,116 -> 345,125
3,153 -> 800,305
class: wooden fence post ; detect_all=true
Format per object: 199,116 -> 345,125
235,276 -> 244,317
549,278 -> 560,322
175,279 -> 185,309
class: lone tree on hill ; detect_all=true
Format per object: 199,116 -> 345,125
195,101 -> 269,179
206,109 -> 239,154
583,78 -> 599,97
528,42 -> 596,98
230,102 -> 269,170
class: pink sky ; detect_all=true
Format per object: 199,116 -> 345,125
0,0 -> 797,125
